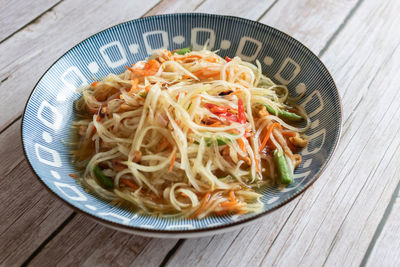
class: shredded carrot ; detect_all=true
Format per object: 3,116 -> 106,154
191,192 -> 211,218
90,81 -> 98,87
69,173 -> 77,178
229,190 -> 236,202
129,78 -> 139,94
176,55 -> 202,61
181,192 -> 189,198
215,210 -> 228,216
231,90 -> 242,95
220,201 -> 238,208
191,69 -> 204,77
126,65 -> 135,73
259,122 -> 281,152
205,57 -> 217,63
228,129 -> 240,134
157,137 -> 169,152
237,137 -> 246,152
169,150 -> 176,172
281,131 -> 296,137
120,178 -> 139,190
145,85 -> 150,92
239,82 -> 249,88
192,68 -> 220,79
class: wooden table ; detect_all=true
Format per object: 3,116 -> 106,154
1,0 -> 399,266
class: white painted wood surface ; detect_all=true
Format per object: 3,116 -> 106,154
1,0 -> 400,266
0,0 -> 159,132
367,189 -> 400,267
0,0 -> 60,42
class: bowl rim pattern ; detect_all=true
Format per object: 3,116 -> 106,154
21,13 -> 342,237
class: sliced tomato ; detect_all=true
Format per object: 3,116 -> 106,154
220,112 -> 238,122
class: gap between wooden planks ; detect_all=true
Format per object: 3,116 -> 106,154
23,0 -> 368,266
0,0 -> 276,133
0,0 -> 276,265
0,0 -> 158,265
0,0 -> 62,43
365,182 -> 400,266
4,0 -> 399,266
166,0 -> 400,266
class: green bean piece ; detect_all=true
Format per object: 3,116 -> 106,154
262,104 -> 303,121
273,148 -> 293,184
216,139 -> 228,146
194,138 -> 228,146
174,47 -> 191,55
93,165 -> 114,189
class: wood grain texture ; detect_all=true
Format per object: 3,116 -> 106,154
0,0 -> 159,265
28,213 -> 178,266
196,0 -> 276,20
19,0 -> 281,265
0,0 -> 61,42
166,200 -> 301,266
145,0 -> 276,19
167,0 -> 400,266
145,0 -> 204,16
0,120 -> 72,266
0,0 -> 159,132
2,0 -> 400,266
367,190 -> 400,267
258,0 -> 359,53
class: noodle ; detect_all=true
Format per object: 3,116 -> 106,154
71,48 -> 309,218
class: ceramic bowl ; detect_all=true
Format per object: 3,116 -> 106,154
22,13 -> 341,238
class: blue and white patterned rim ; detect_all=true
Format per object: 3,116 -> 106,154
21,13 -> 341,237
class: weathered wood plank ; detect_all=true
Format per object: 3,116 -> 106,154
0,0 -> 159,132
0,120 -> 72,266
22,0 -> 280,265
165,200 -> 301,266
145,0 -> 276,19
167,0 -> 400,266
0,0 -> 61,42
196,0 -> 276,20
258,0 -> 360,53
0,0 -> 275,132
0,0 -> 160,265
4,0 -> 400,266
145,0 -> 204,16
28,213 -> 178,266
367,186 -> 400,267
